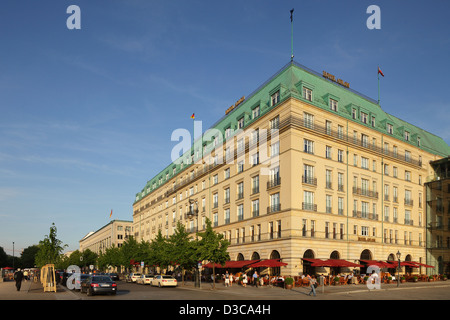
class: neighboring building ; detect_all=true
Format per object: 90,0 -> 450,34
426,157 -> 450,274
79,219 -> 133,255
132,61 -> 450,276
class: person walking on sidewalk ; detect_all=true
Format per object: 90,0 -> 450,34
307,275 -> 317,297
14,268 -> 24,291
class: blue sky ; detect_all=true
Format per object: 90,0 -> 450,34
1,0 -> 449,256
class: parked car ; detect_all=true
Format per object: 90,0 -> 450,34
80,275 -> 117,296
126,273 -> 141,283
150,275 -> 177,287
136,274 -> 153,285
108,273 -> 119,281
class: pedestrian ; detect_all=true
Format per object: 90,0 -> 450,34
307,275 -> 317,296
242,273 -> 248,287
252,271 -> 259,287
14,268 -> 24,291
224,271 -> 230,287
229,272 -> 233,287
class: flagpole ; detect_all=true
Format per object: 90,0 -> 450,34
377,66 -> 380,105
290,9 -> 294,61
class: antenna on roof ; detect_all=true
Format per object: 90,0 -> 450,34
290,8 -> 294,61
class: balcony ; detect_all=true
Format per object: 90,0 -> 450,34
353,187 -> 379,199
267,203 -> 281,214
267,177 -> 281,189
302,175 -> 317,186
404,199 -> 414,206
302,202 -> 317,212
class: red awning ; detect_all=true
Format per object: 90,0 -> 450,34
203,260 -> 259,269
360,260 -> 395,268
311,259 -> 363,268
247,259 -> 288,268
302,258 -> 325,264
410,261 -> 435,268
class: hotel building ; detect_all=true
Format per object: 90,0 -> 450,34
79,219 -> 133,255
132,61 -> 450,276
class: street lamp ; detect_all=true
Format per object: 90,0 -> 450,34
187,199 -> 200,288
396,250 -> 401,287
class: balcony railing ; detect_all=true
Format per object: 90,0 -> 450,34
267,177 -> 281,189
267,203 -> 281,214
302,175 -> 317,186
302,202 -> 317,212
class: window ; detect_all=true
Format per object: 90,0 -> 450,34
330,99 -> 338,111
303,191 -> 315,211
404,131 -> 410,141
224,168 -> 230,179
326,146 -> 332,159
338,125 -> 344,139
252,106 -> 260,119
237,182 -> 244,199
338,173 -> 344,191
271,141 -> 280,157
224,208 -> 230,224
326,195 -> 332,213
326,120 -> 332,135
361,226 -> 369,236
405,171 -> 411,182
326,170 -> 332,189
224,188 -> 230,204
252,199 -> 259,217
213,193 -> 218,208
371,116 -> 376,127
303,112 -> 314,129
338,150 -> 344,163
361,157 -> 369,170
270,116 -> 279,129
213,174 -> 218,185
338,197 -> 344,215
252,175 -> 259,194
387,124 -> 393,134
304,139 -> 314,154
352,108 -> 357,119
237,204 -> 244,221
237,160 -> 244,173
303,164 -> 315,184
303,87 -> 312,101
271,91 -> 280,106
361,112 -> 368,124
251,152 -> 259,166
238,117 -> 244,129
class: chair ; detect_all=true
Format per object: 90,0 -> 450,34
302,279 -> 310,287
340,277 -> 347,285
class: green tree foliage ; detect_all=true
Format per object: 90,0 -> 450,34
168,221 -> 200,284
35,223 -> 67,268
196,218 -> 230,289
20,245 -> 39,268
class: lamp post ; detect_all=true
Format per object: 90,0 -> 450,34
187,198 -> 200,288
396,250 -> 401,287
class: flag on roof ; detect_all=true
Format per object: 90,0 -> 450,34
378,67 -> 384,77
191,113 -> 195,119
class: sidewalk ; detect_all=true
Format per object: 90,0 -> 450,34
0,279 -> 79,300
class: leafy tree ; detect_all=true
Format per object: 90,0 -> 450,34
20,245 -> 39,268
0,247 -> 8,268
98,246 -> 122,272
196,218 -> 230,289
119,236 -> 140,272
168,221 -> 200,284
35,223 -> 67,268
148,229 -> 171,273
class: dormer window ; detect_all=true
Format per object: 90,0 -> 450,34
387,124 -> 393,134
271,91 -> 280,106
361,112 -> 368,124
404,131 -> 410,141
303,87 -> 312,101
238,117 -> 244,129
330,99 -> 338,111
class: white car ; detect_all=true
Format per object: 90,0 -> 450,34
136,274 -> 153,285
127,273 -> 141,283
151,275 -> 177,287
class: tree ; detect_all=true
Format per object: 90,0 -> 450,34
148,229 -> 171,273
97,246 -> 121,272
20,245 -> 39,268
119,236 -> 140,272
196,218 -> 230,289
168,221 -> 200,284
35,223 -> 67,268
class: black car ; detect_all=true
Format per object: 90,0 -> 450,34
80,275 -> 117,296
108,273 -> 119,281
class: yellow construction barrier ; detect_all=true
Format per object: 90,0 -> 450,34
41,264 -> 57,292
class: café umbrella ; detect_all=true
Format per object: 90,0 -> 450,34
247,259 -> 288,278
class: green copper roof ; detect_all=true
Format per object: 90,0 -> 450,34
134,61 -> 450,203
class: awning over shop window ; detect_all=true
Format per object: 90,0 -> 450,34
247,259 -> 288,268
